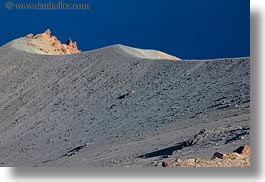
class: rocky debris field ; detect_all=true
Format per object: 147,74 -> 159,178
162,145 -> 250,167
0,43 -> 250,167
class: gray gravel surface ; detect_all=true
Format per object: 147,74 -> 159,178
0,45 -> 250,167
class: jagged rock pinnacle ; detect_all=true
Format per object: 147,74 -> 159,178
44,29 -> 51,37
20,29 -> 80,55
67,38 -> 72,45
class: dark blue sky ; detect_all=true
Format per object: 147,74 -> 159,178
0,0 -> 249,59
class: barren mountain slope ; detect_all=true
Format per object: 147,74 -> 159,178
0,45 -> 250,167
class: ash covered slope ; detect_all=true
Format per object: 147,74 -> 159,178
0,44 -> 250,167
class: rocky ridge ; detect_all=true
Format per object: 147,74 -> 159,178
10,29 -> 80,55
5,30 -> 181,60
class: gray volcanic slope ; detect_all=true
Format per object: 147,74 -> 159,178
0,45 -> 250,167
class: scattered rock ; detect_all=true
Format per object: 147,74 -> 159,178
184,128 -> 209,147
117,90 -> 134,100
162,159 -> 177,167
212,152 -> 226,159
162,145 -> 250,167
226,152 -> 242,159
184,158 -> 196,167
175,158 -> 183,164
233,145 -> 250,156
25,34 -> 33,39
